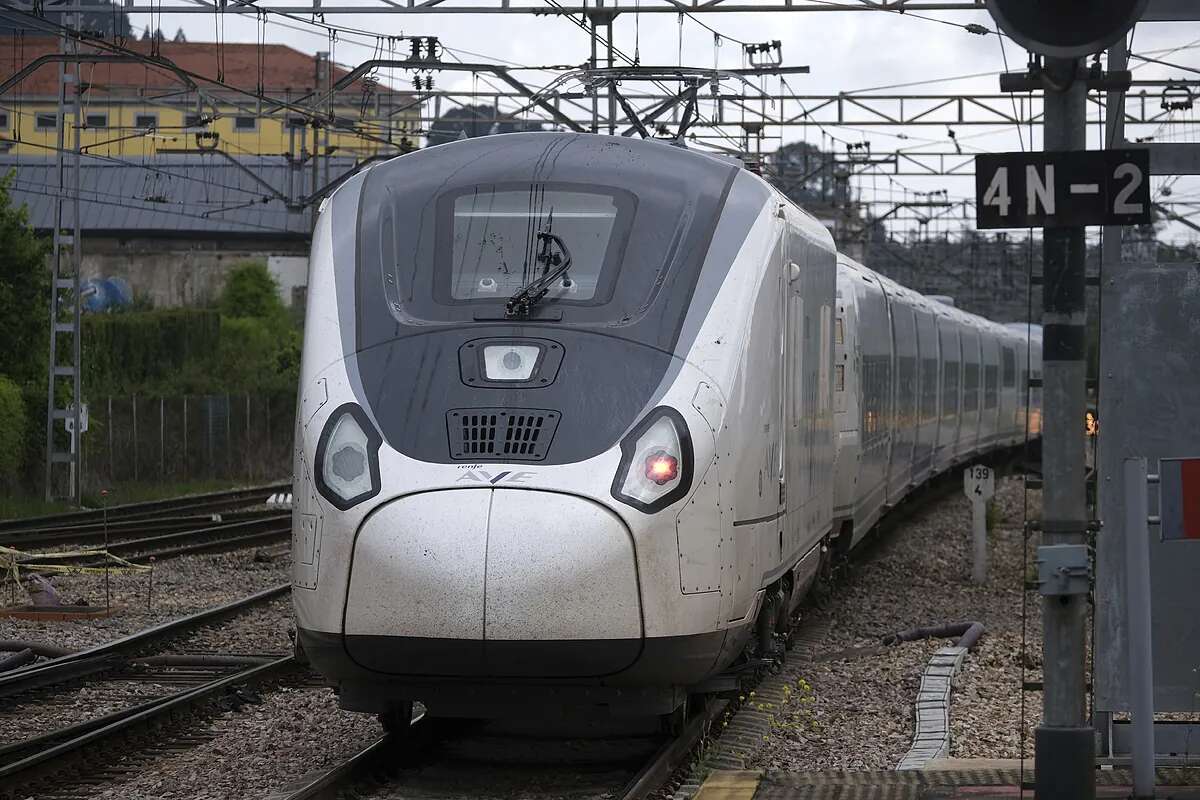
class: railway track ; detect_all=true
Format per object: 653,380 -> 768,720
0,482 -> 291,534
0,582 -> 289,699
265,692 -> 730,800
4,513 -> 292,577
0,507 -> 285,550
0,656 -> 299,799
0,583 -> 296,798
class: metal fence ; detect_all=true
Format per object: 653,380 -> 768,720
78,392 -> 294,493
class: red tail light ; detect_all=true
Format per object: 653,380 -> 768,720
644,451 -> 679,485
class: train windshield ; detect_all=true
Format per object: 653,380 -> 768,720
354,134 -> 745,350
444,185 -> 634,305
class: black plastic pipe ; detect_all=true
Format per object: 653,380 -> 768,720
882,621 -> 985,651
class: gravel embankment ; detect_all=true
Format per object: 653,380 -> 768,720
0,549 -> 291,652
85,686 -> 381,800
746,475 -> 1041,771
0,550 -> 294,748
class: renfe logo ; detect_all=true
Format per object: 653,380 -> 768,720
456,470 -> 536,485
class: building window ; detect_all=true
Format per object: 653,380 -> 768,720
234,116 -> 257,131
85,113 -> 108,129
0,112 -> 8,129
184,114 -> 207,129
287,116 -> 307,129
36,112 -> 57,130
135,113 -> 158,130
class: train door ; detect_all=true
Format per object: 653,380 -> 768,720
785,228 -> 806,563
725,233 -> 783,625
885,290 -> 918,503
935,313 -> 961,472
959,326 -> 982,459
854,271 -> 890,534
913,304 -> 939,485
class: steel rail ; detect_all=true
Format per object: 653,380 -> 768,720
0,582 -> 290,698
4,513 -> 291,559
0,659 -> 275,765
0,508 -> 284,549
108,525 -> 292,562
267,707 -> 428,800
617,699 -> 730,800
0,656 -> 295,790
0,483 -> 290,532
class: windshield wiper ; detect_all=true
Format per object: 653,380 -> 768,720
504,231 -> 573,319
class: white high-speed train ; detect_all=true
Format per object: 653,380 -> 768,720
291,132 -> 1041,726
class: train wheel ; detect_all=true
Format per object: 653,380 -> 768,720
379,701 -> 416,736
661,695 -> 690,737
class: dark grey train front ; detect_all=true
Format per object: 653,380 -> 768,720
291,132 -> 1031,720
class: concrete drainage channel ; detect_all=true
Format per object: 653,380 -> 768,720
890,621 -> 984,770
895,645 -> 969,770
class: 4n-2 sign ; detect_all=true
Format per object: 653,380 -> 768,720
975,149 -> 1151,229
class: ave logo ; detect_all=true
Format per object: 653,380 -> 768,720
975,149 -> 1151,229
456,469 -> 536,485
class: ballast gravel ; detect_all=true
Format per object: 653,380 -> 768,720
745,475 -> 1041,772
0,548 -> 291,652
0,550 -> 293,749
85,685 -> 382,800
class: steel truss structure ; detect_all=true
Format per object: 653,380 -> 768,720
6,0 -> 1200,16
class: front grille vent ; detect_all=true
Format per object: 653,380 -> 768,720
447,408 -> 560,461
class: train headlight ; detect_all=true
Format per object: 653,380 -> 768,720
315,403 -> 382,510
482,344 -> 541,381
611,407 -> 693,513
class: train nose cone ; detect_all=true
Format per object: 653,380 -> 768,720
343,489 -> 643,677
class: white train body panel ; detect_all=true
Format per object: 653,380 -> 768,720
292,133 -> 1038,719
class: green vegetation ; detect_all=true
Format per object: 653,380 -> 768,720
986,499 -> 1003,533
82,261 -> 301,397
0,376 -> 27,489
0,171 -> 51,390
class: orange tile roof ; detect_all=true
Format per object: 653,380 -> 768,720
0,36 -> 405,98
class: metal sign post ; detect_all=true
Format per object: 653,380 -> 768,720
963,465 -> 995,583
1122,458 -> 1155,799
1033,55 -> 1095,800
982,2 -> 1149,790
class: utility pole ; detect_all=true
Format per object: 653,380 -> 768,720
981,3 -> 1149,797
1035,54 -> 1093,800
44,13 -> 84,504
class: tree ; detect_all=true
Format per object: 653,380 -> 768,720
0,0 -> 132,38
426,105 -> 543,146
0,171 -> 50,389
219,261 -> 286,321
768,141 -> 836,206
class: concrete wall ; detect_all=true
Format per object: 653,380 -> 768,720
78,235 -> 310,308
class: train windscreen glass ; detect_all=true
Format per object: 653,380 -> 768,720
449,188 -> 620,303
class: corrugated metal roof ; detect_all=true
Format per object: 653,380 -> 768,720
0,154 -> 364,235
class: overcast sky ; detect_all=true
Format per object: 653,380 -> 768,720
132,6 -> 1200,241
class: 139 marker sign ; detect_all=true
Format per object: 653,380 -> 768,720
974,149 -> 1152,229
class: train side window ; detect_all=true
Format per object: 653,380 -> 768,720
834,317 -> 843,345
835,364 -> 844,392
1002,347 -> 1016,387
942,361 -> 959,419
964,362 -> 980,411
984,364 -> 998,409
